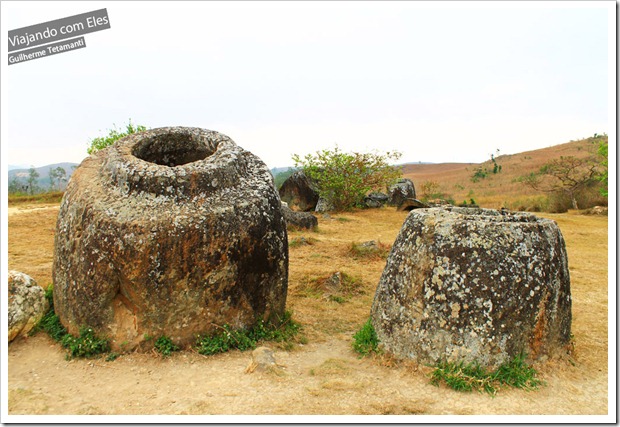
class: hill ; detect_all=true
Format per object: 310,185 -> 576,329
402,136 -> 606,211
8,162 -> 79,193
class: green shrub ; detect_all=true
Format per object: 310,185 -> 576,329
30,285 -> 67,341
154,336 -> 180,357
87,119 -> 147,154
31,284 -> 110,359
195,311 -> 302,356
293,146 -> 402,211
61,327 -> 110,358
352,318 -> 380,356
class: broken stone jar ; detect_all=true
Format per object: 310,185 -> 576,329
371,207 -> 571,368
53,127 -> 288,351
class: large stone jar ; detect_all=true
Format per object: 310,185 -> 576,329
53,127 -> 288,350
371,207 -> 572,368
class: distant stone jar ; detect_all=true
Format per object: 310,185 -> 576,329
53,127 -> 288,351
371,207 -> 572,368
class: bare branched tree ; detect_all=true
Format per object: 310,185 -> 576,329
522,155 -> 600,210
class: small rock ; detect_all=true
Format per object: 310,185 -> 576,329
315,198 -> 334,213
8,271 -> 49,343
323,272 -> 342,292
360,240 -> 378,249
245,347 -> 284,374
364,192 -> 389,208
281,202 -> 318,230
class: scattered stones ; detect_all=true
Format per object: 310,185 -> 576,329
278,171 -> 319,212
359,240 -> 378,249
364,192 -> 389,208
289,236 -> 319,248
245,346 -> 284,374
397,198 -> 429,211
281,202 -> 318,230
388,178 -> 416,207
371,207 -> 572,368
8,271 -> 49,343
582,206 -> 608,216
53,127 -> 289,351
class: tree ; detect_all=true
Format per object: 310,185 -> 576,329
419,180 -> 442,202
292,146 -> 402,211
471,149 -> 502,183
87,119 -> 147,154
8,176 -> 25,194
596,135 -> 608,197
522,155 -> 600,210
49,166 -> 67,191
27,167 -> 40,195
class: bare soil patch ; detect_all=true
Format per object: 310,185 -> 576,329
7,205 -> 609,416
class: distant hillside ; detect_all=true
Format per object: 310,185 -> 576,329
402,136 -> 606,211
8,162 -> 79,193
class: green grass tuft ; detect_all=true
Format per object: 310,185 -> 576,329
30,284 -> 110,359
61,327 -> 110,358
195,311 -> 303,356
347,241 -> 391,260
352,318 -> 380,356
430,353 -> 544,396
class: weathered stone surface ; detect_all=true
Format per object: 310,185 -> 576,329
8,271 -> 49,343
53,127 -> 288,351
583,206 -> 608,216
364,192 -> 389,208
281,202 -> 318,230
397,198 -> 429,211
315,198 -> 334,213
388,178 -> 416,207
323,272 -> 343,293
245,346 -> 284,374
371,207 -> 572,368
278,171 -> 319,212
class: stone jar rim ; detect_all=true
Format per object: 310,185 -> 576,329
100,127 -> 243,200
421,206 -> 545,224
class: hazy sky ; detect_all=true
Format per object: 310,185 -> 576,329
2,1 -> 613,169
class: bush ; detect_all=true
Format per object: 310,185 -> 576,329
61,327 -> 110,358
87,119 -> 147,154
419,180 -> 445,202
292,147 -> 402,211
154,336 -> 180,357
352,318 -> 380,356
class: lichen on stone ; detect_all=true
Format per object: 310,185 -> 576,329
53,127 -> 289,351
371,206 -> 572,368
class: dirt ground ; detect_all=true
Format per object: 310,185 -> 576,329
6,204 -> 610,418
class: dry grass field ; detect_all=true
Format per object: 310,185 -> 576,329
403,137 -> 607,210
7,200 -> 609,417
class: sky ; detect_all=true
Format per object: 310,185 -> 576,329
1,1 -> 614,169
